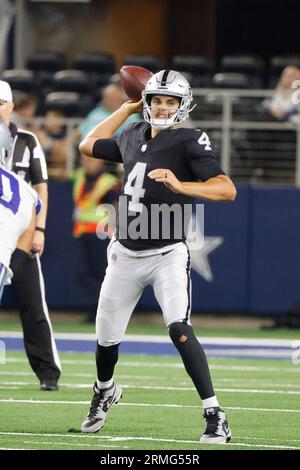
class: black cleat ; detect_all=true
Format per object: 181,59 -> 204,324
40,379 -> 59,391
81,382 -> 122,433
200,407 -> 232,444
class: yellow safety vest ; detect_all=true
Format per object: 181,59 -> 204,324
72,168 -> 118,238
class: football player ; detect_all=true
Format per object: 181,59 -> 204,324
0,121 -> 40,303
79,70 -> 236,443
0,80 -> 61,391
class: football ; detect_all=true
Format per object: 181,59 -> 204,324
120,65 -> 153,102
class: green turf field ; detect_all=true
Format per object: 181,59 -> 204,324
0,349 -> 300,450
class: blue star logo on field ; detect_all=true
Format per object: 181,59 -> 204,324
187,214 -> 224,282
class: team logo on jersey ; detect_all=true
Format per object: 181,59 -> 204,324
141,144 -> 147,153
112,253 -> 117,263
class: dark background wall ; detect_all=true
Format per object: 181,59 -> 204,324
167,0 -> 217,59
10,0 -> 300,70
216,0 -> 300,59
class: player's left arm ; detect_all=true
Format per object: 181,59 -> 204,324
148,130 -> 237,202
31,182 -> 47,257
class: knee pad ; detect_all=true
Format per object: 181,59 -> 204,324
169,321 -> 195,347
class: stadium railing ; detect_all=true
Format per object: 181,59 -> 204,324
19,89 -> 300,185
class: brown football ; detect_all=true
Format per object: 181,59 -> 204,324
120,65 -> 153,102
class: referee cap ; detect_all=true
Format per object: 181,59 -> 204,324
0,80 -> 13,102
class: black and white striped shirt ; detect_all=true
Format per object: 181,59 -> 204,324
8,123 -> 48,185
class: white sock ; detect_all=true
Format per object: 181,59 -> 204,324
202,396 -> 220,410
96,378 -> 114,390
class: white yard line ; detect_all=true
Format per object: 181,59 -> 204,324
0,447 -> 28,450
22,440 -> 128,449
0,399 -> 300,414
0,371 -> 160,380
0,386 -> 19,389
1,371 -> 300,388
235,436 -> 300,443
1,380 -> 300,394
5,357 -> 300,372
0,432 -> 298,450
0,431 -> 198,443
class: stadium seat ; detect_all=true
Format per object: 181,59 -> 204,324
2,69 -> 37,95
220,55 -> 266,87
171,55 -> 214,87
73,52 -> 116,89
123,54 -> 164,73
73,52 -> 116,74
270,54 -> 300,74
26,51 -> 66,72
212,72 -> 262,89
221,55 -> 265,75
171,55 -> 214,75
52,70 -> 91,93
44,91 -> 94,117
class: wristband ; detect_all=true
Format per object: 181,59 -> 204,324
35,227 -> 45,233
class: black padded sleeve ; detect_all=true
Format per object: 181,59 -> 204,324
92,139 -> 123,163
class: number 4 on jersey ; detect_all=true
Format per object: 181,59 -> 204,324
197,132 -> 212,151
124,162 -> 147,212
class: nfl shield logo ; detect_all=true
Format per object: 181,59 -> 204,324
141,144 -> 147,152
112,254 -> 117,262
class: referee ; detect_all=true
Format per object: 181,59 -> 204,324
0,80 -> 61,391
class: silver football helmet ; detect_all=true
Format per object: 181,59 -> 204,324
142,70 -> 195,130
0,120 -> 13,169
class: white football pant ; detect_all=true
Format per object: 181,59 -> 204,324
96,239 -> 192,346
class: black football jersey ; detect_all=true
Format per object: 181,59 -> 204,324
93,122 -> 225,250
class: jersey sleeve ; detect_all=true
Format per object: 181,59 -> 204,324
185,130 -> 226,182
92,122 -> 138,162
92,139 -> 123,163
29,135 -> 48,185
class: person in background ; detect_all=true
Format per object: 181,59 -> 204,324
10,92 -> 38,131
72,155 -> 119,322
35,108 -> 68,176
79,82 -> 141,140
261,65 -> 300,122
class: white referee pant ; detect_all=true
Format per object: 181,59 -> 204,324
96,239 -> 192,347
